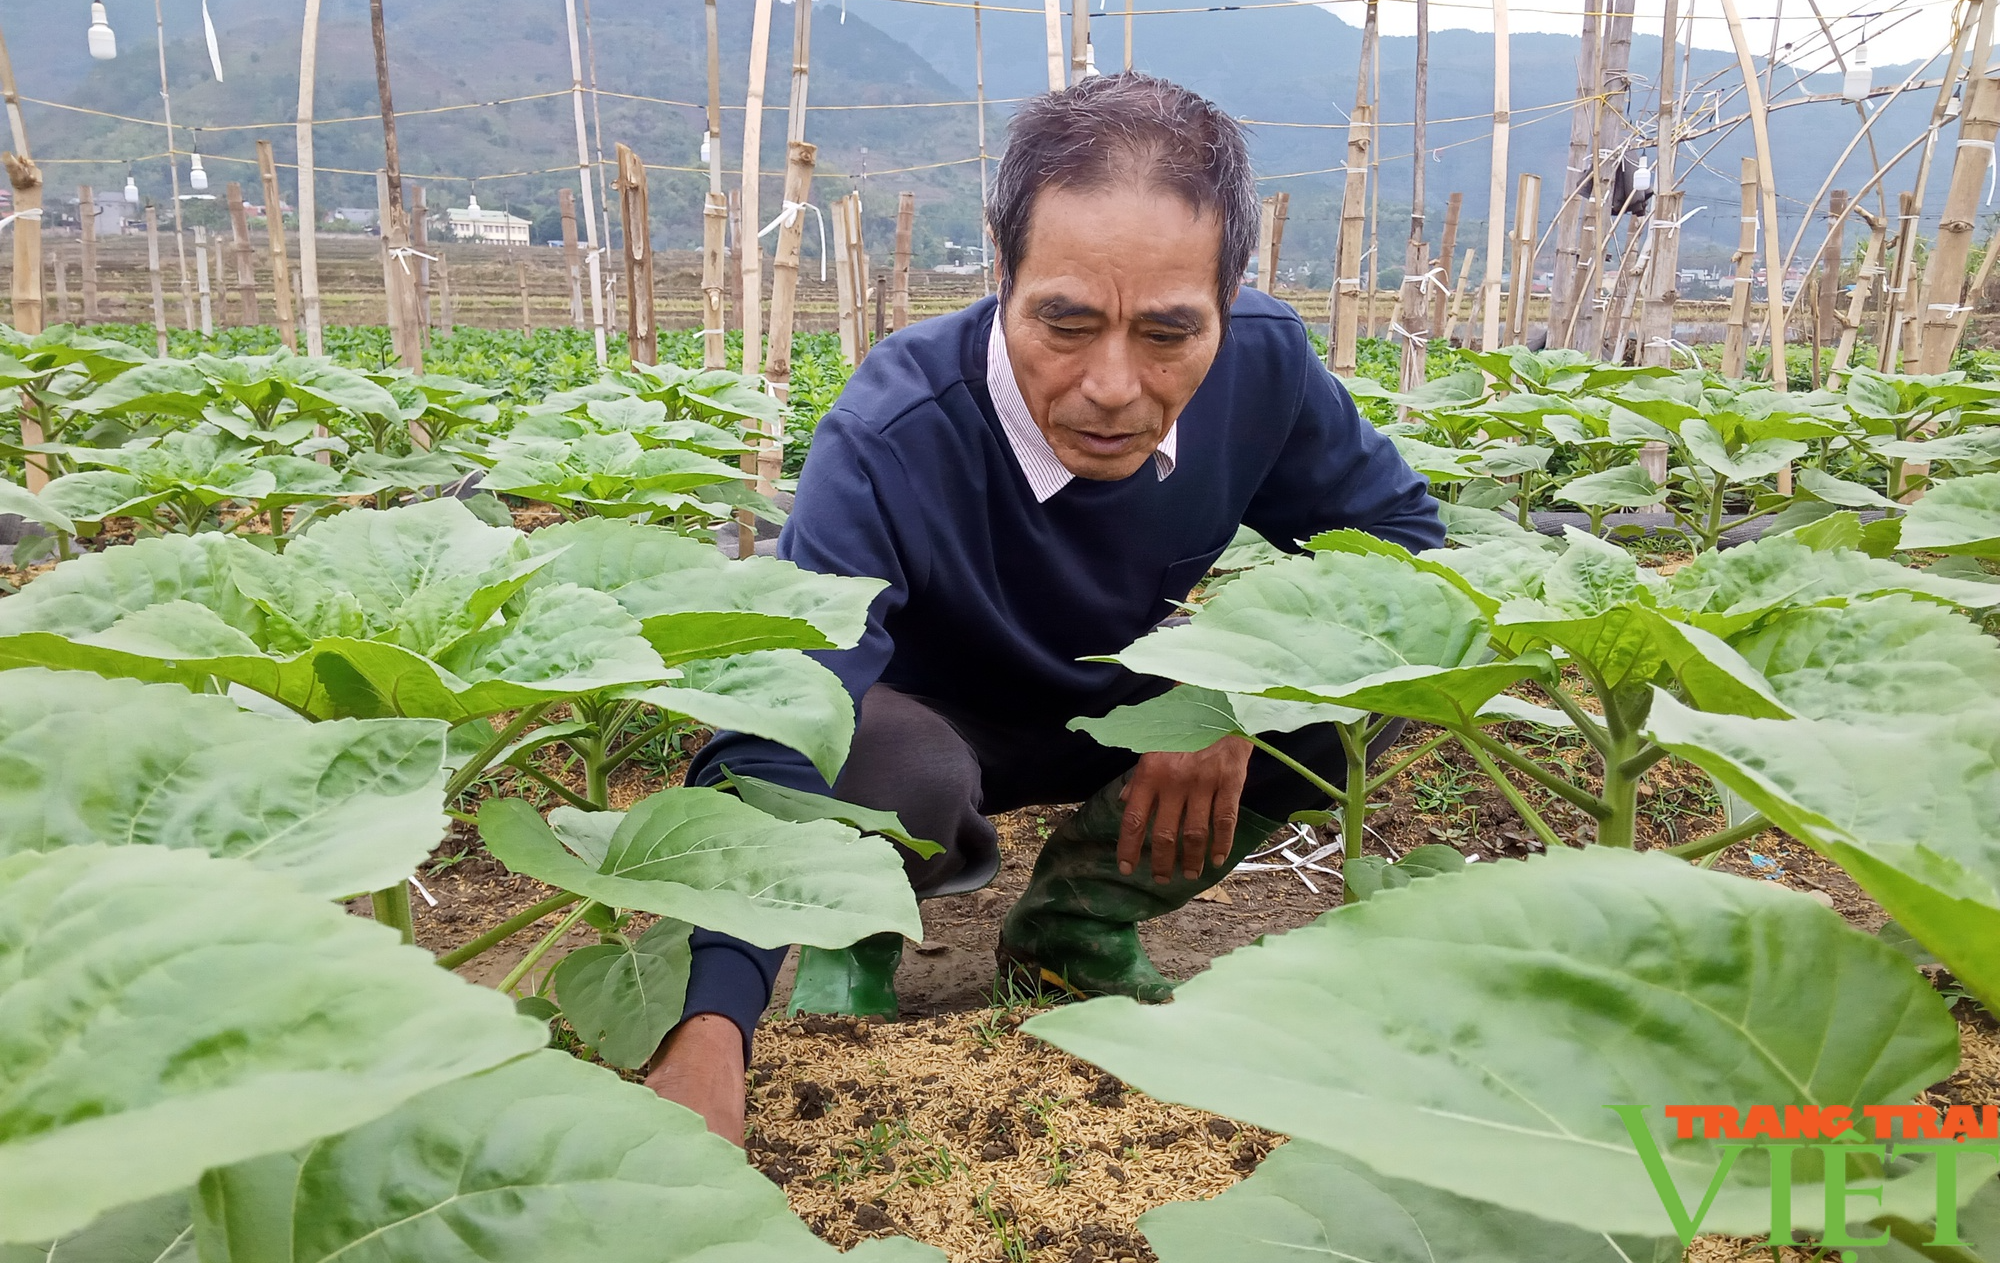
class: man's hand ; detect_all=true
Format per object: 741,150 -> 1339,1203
645,1013 -> 746,1145
1118,735 -> 1252,883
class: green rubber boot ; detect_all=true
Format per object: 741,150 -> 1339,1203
787,931 -> 904,1018
998,775 -> 1281,1003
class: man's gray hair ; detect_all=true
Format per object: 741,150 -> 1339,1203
990,73 -> 1257,323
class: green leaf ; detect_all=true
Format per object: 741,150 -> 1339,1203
1854,1175 -> 2000,1261
637,649 -> 855,784
1900,470 -> 2000,556
0,1190 -> 196,1263
1141,1141 -> 1667,1263
551,917 -> 693,1069
1732,596 -> 2000,722
0,668 -> 448,899
0,478 -> 74,536
1679,419 -> 1807,482
1645,692 -> 2000,1015
1342,844 -> 1468,903
477,791 -> 922,949
1666,536 -> 2000,637
1107,552 -> 1491,702
721,771 -> 945,860
1069,684 -> 1258,753
1798,466 -> 1899,509
1436,502 -> 1559,548
192,1050 -> 947,1262
1024,846 -> 1963,1238
1553,465 -> 1667,509
0,845 -> 544,1244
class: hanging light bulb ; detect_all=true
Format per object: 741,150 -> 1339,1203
1843,38 -> 1872,103
87,1 -> 117,60
188,152 -> 208,192
700,133 -> 712,165
1948,82 -> 1965,118
1632,155 -> 1655,194
1084,36 -> 1099,77
124,171 -> 140,204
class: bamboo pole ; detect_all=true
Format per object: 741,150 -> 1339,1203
892,191 -> 915,330
703,0 -> 727,370
1447,246 -> 1477,337
832,193 -> 862,365
1071,0 -> 1089,85
557,188 -> 581,328
758,0 -> 815,511
1816,190 -> 1847,372
1890,0 -> 1979,370
1480,0 -> 1512,352
436,251 -> 453,333
1722,158 -> 1758,378
741,0 -> 776,386
52,244 -> 69,324
1832,208 -> 1886,373
976,0 -> 992,295
368,0 -> 422,372
1362,30 -> 1384,337
617,144 -> 655,364
1881,191 -> 1921,369
146,205 -> 168,358
0,28 -> 44,489
410,185 -> 431,345
1255,192 -> 1289,292
516,254 -> 532,336
1637,0 -> 1684,369
1395,0 -> 1433,391
295,0 -> 325,355
1570,0 -> 1636,355
255,141 -> 297,351
1429,191 -> 1462,338
1042,0 -> 1065,92
1942,214 -> 2000,353
150,0 -> 195,333
195,227 -> 212,336
1916,74 -> 2000,373
79,185 -> 99,322
1549,4 -> 1603,345
563,0 -> 608,365
1507,173 -> 1541,346
1125,0 -> 1134,69
1328,0 -> 1377,374
1718,0 -> 1790,389
225,182 -> 257,325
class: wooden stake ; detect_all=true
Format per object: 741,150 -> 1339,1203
559,187 -> 582,328
1125,0 -> 1134,69
52,243 -> 69,324
1394,0 -> 1431,388
1429,191 -> 1461,337
741,0 -> 776,383
1569,0 -> 1636,355
1916,74 -> 2000,373
976,0 -> 992,294
296,0 -> 325,355
1042,0 -> 1065,92
875,271 -> 888,344
1071,0 -> 1089,84
518,254 -> 533,336
892,191 -> 915,331
256,140 -> 298,350
436,251 -> 453,333
1832,207 -> 1885,373
763,141 -> 816,479
1816,190 -> 1848,358
3,154 -> 40,338
1363,27 -> 1383,337
1480,0 -> 1511,352
1447,246 -> 1478,339
146,205 -> 168,358
225,182 -> 258,325
1718,0 -> 1788,387
1549,3 -> 1603,345
368,0 -> 422,372
195,226 -> 212,336
1255,191 -> 1290,292
617,144 -> 656,364
564,0 -> 608,365
832,193 -> 861,364
79,184 -> 100,323
702,192 -> 728,369
1507,173 -> 1541,346
1881,191 -> 1920,370
1636,0 -> 1684,369
728,189 -> 743,335
1722,158 -> 1758,378
411,184 -> 431,345
1328,0 -> 1377,374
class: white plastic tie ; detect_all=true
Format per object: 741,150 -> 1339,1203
1387,319 -> 1420,342
698,327 -> 726,337
0,208 -> 43,232
1928,302 -> 1974,315
1415,265 -> 1450,296
756,199 -> 829,281
1957,138 -> 1997,204
408,875 -> 438,907
1650,204 -> 1707,234
1647,335 -> 1700,364
388,245 -> 438,274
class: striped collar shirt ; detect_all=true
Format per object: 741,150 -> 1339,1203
985,312 -> 1178,504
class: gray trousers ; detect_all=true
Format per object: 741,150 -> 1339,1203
830,684 -> 1400,897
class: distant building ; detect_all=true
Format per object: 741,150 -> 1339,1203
332,207 -> 378,229
445,196 -> 530,246
70,191 -> 143,236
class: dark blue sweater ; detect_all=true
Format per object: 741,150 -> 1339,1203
682,289 -> 1443,1042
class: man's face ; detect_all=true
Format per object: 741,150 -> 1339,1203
999,183 -> 1226,481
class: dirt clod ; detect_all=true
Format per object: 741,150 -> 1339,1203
791,1080 -> 832,1121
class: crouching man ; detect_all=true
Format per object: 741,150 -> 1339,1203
648,73 -> 1443,1141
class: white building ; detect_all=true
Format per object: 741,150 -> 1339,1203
445,196 -> 530,246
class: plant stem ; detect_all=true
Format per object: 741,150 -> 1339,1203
1663,811 -> 1771,861
371,881 -> 416,947
1459,739 -> 1568,850
1245,733 -> 1346,805
518,766 -> 596,813
1459,728 -> 1612,820
1337,722 -> 1371,901
436,892 -> 581,970
599,718 -> 676,777
495,899 -> 595,996
1615,742 -> 1670,781
1362,729 -> 1453,793
444,701 -> 555,800
1542,680 -> 1612,752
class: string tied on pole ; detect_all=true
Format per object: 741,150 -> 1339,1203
388,245 -> 439,274
756,199 -> 828,281
1647,336 -> 1700,364
1414,265 -> 1450,297
1955,137 -> 1997,205
0,208 -> 42,232
1650,205 -> 1708,234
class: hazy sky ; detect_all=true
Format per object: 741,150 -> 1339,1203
1316,0 -> 1960,69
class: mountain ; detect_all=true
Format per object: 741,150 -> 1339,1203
0,0 -> 1955,272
